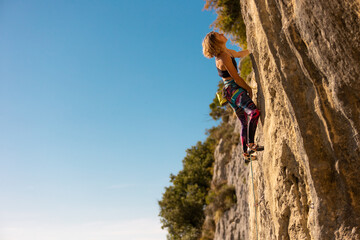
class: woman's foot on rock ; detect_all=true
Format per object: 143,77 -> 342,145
247,143 -> 264,154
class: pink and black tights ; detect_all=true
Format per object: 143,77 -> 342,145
224,84 -> 260,153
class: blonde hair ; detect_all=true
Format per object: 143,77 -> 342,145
202,31 -> 222,58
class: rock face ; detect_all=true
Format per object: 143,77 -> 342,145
212,0 -> 360,239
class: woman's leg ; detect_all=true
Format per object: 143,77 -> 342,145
224,85 -> 258,152
235,91 -> 260,145
235,108 -> 248,153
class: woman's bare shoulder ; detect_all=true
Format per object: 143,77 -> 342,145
215,57 -> 223,69
216,51 -> 231,64
217,50 -> 231,59
216,51 -> 232,69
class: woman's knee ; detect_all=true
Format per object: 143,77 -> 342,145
251,109 -> 260,119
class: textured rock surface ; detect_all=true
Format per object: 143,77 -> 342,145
212,0 -> 360,239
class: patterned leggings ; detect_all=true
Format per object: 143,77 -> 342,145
224,86 -> 260,153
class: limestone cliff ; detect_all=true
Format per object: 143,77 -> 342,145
211,0 -> 360,239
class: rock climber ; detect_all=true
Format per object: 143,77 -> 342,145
202,31 -> 263,162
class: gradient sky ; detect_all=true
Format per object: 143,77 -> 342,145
0,1 -> 241,239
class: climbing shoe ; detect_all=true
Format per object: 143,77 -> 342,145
243,152 -> 257,164
247,144 -> 264,155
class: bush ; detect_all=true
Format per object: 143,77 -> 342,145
239,56 -> 253,80
205,181 -> 237,219
158,139 -> 215,240
201,181 -> 237,239
204,0 -> 247,47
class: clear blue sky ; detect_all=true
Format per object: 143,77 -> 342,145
0,1 -> 240,239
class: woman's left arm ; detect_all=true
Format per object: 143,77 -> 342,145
228,49 -> 250,58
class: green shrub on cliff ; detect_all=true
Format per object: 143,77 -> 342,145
201,181 -> 237,240
204,0 -> 247,47
240,56 -> 252,80
205,181 -> 237,222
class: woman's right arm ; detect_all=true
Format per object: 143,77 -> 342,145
228,49 -> 250,58
219,53 -> 253,98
